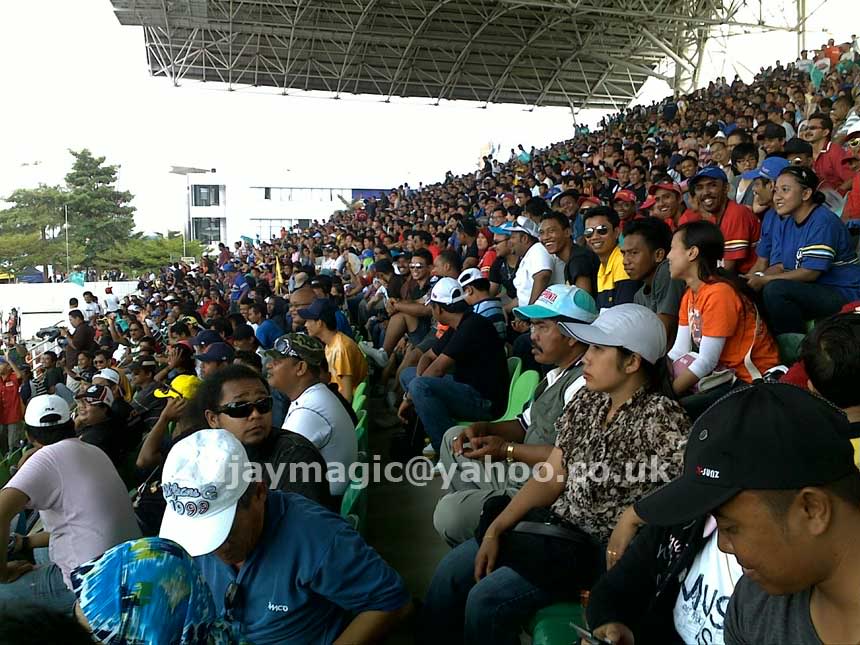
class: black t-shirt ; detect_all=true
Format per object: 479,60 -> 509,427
79,418 -> 126,467
432,311 -> 509,416
565,245 -> 600,297
460,240 -> 479,262
489,255 -> 517,299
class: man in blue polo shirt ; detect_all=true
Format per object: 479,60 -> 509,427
160,429 -> 411,645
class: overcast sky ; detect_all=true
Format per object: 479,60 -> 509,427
0,0 -> 852,234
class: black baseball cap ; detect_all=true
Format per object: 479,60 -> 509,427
298,298 -> 337,322
635,383 -> 856,526
784,137 -> 813,156
232,324 -> 259,345
758,122 -> 786,140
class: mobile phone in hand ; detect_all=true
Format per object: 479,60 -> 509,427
572,624 -> 613,645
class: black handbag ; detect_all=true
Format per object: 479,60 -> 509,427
132,465 -> 166,537
475,495 -> 604,594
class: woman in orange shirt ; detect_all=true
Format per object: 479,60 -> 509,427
666,221 -> 779,418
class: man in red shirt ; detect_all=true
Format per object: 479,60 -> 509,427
842,131 -> 860,220
804,112 -> 854,195
0,359 -> 22,452
687,166 -> 761,273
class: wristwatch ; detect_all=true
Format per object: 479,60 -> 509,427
505,442 -> 515,463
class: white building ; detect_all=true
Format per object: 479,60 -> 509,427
182,171 -> 384,245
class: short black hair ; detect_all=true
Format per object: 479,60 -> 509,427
622,218 -> 673,254
412,248 -> 433,266
540,211 -> 571,230
802,313 -> 860,408
26,419 -> 76,447
759,471 -> 860,522
69,309 -> 84,321
436,250 -> 462,274
524,197 -> 551,219
808,112 -> 834,137
465,278 -> 491,293
583,205 -> 620,228
234,350 -> 263,372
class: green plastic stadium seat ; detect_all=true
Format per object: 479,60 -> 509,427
340,464 -> 368,535
499,370 -> 539,421
355,410 -> 369,454
525,602 -> 587,645
353,381 -> 368,402
507,356 -> 522,384
776,333 -> 806,365
352,393 -> 367,414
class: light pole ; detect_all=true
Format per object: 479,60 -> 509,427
169,166 -> 217,256
64,204 -> 70,276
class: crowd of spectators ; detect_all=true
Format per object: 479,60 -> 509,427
0,35 -> 859,645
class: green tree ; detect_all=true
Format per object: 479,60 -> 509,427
64,149 -> 135,269
100,234 -> 204,275
0,184 -> 66,277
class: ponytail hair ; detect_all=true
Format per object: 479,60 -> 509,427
675,221 -> 758,309
778,165 -> 826,206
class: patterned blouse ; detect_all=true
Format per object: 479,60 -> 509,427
550,386 -> 690,543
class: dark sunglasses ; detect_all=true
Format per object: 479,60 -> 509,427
224,581 -> 242,622
215,397 -> 273,418
583,225 -> 610,238
156,383 -> 184,398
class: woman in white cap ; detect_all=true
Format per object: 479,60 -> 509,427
421,303 -> 690,645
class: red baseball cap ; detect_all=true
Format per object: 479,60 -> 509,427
614,189 -> 637,203
648,182 -> 682,196
578,196 -> 602,208
640,195 -> 657,210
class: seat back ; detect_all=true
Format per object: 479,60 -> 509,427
507,356 -> 522,383
500,370 -> 540,421
776,333 -> 805,365
352,393 -> 367,414
355,410 -> 369,455
353,381 -> 368,402
339,464 -> 368,534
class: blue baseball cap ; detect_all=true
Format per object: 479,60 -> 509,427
298,298 -> 337,321
741,156 -> 790,181
489,215 -> 540,239
513,285 -> 598,323
196,342 -> 235,363
221,262 -> 236,272
192,329 -> 223,347
489,221 -> 515,236
688,166 -> 728,190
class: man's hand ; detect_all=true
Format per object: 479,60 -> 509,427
397,398 -> 413,424
463,435 -> 508,461
511,319 -> 529,334
451,421 -> 490,456
590,622 -> 635,645
161,397 -> 187,422
744,273 -> 768,292
0,561 -> 34,584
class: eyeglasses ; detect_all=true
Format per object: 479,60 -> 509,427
224,581 -> 242,622
409,263 -> 427,270
215,397 -> 273,418
583,225 -> 610,238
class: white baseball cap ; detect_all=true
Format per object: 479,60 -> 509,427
24,394 -> 72,427
427,277 -> 465,306
457,267 -> 484,289
558,303 -> 667,364
94,368 -> 120,385
489,215 -> 541,239
159,429 -> 252,557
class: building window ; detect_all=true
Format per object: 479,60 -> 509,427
191,217 -> 224,244
192,185 -> 220,207
264,187 -> 271,200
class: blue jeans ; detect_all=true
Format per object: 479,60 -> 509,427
419,538 -> 555,645
762,279 -> 848,335
0,562 -> 75,615
400,368 -> 494,452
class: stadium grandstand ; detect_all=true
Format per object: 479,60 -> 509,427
1,5 -> 860,644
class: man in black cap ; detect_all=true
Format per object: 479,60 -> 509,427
621,383 -> 860,645
758,122 -> 786,157
784,137 -> 814,167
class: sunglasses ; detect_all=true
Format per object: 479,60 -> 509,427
271,336 -> 303,360
156,382 -> 184,398
215,397 -> 273,418
583,225 -> 610,238
224,581 -> 242,622
409,263 -> 427,270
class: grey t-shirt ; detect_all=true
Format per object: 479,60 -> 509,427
725,575 -> 821,644
634,260 -> 686,316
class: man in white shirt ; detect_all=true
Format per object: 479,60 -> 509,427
102,286 -> 120,313
490,216 -> 563,308
266,333 -> 357,497
81,291 -> 102,323
0,395 -> 140,613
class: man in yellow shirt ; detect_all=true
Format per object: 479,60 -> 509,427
584,206 -> 640,309
301,299 -> 368,401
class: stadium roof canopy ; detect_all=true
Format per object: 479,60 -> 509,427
111,0 -> 791,110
